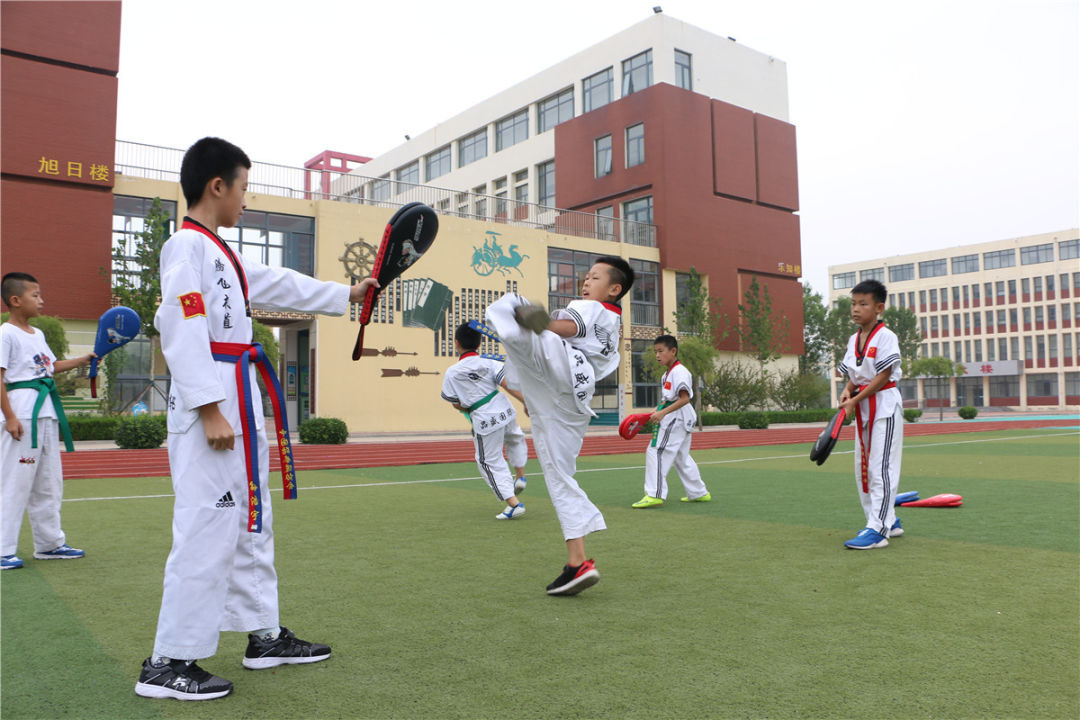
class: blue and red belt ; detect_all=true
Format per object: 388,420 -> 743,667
210,341 -> 297,533
854,381 -> 897,493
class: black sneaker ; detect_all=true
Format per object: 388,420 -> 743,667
134,658 -> 233,701
243,626 -> 331,669
546,559 -> 599,596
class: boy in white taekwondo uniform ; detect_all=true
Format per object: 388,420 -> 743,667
442,322 -> 529,520
837,279 -> 904,550
484,256 -> 633,596
632,335 -> 710,508
135,138 -> 379,701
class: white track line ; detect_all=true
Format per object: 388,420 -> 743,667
64,429 -> 1079,504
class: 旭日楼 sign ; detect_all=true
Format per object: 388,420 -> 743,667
35,156 -> 112,184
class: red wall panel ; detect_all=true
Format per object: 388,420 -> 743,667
755,114 -> 799,211
0,1 -> 121,72
711,100 -> 756,201
0,178 -> 113,321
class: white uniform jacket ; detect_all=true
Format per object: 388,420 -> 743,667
552,299 -> 622,382
441,352 -> 517,435
838,322 -> 903,417
154,218 -> 350,435
660,361 -> 696,429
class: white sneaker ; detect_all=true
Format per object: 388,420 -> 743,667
496,503 -> 525,520
514,477 -> 527,494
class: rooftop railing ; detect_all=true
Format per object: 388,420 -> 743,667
115,140 -> 656,247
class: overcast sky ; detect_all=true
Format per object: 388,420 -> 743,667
117,0 -> 1079,297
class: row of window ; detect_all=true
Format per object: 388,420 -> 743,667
594,123 -> 645,177
919,303 -> 1080,334
546,248 -> 659,326
376,47 -> 689,191
887,273 -> 1080,312
921,333 -> 1080,365
834,239 -> 1079,289
885,373 -> 1080,401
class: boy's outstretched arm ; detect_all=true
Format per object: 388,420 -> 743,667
53,353 -> 95,373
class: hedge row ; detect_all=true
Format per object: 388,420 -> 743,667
700,408 -> 840,428
64,415 -> 351,445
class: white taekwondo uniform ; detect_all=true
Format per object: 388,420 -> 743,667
151,217 -> 350,661
837,321 -> 904,536
643,361 -> 708,501
485,293 -> 621,541
441,352 -> 527,502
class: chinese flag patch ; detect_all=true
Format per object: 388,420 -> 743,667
867,346 -> 878,358
179,292 -> 206,319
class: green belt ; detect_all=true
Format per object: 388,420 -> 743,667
464,390 -> 500,423
650,400 -> 675,448
5,378 -> 74,452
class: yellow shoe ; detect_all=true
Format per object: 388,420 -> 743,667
631,496 -> 664,509
680,493 -> 711,503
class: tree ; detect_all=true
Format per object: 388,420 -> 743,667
702,358 -> 769,412
111,198 -> 169,408
673,267 -> 728,346
736,275 -> 789,369
800,283 -> 829,374
823,296 -> 854,370
770,367 -> 831,410
882,306 -> 922,373
910,356 -> 964,420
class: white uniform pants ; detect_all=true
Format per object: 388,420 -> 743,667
644,418 -> 707,501
474,422 -> 527,501
853,404 -> 903,535
152,420 -> 279,660
486,294 -> 605,540
1,418 -> 65,556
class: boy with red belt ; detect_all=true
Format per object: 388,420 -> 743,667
837,279 -> 904,549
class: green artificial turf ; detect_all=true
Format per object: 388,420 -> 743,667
2,429 -> 1077,719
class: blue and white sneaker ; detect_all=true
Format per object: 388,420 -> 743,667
33,544 -> 85,560
514,476 -> 527,494
890,518 -> 904,537
1,555 -> 24,570
496,503 -> 525,520
844,528 -> 889,550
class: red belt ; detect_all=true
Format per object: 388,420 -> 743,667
210,341 -> 297,533
854,382 -> 897,493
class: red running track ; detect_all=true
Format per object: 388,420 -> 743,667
60,418 -> 1077,480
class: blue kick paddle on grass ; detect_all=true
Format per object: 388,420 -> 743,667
89,306 -> 141,397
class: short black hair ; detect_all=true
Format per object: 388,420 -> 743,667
654,334 -> 678,351
180,137 -> 251,208
1,272 -> 38,309
594,255 -> 635,301
852,279 -> 887,304
455,322 -> 481,351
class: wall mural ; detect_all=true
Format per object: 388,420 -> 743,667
471,230 -> 529,277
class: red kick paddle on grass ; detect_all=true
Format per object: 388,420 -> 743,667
900,493 -> 963,507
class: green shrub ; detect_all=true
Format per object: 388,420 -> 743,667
958,406 -> 978,420
67,415 -> 120,440
114,415 -> 167,449
903,408 -> 923,423
298,417 -> 349,444
736,412 -> 769,429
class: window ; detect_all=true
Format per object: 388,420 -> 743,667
1060,238 -> 1080,260
1026,373 -> 1057,397
548,247 -> 602,310
953,314 -> 961,333
984,249 -> 1016,269
622,49 -> 652,95
888,263 -> 914,282
1062,274 -> 1070,294
963,285 -> 970,303
919,290 -> 927,306
940,288 -> 949,308
472,185 -> 487,218
596,206 -> 615,241
1021,243 -> 1054,265
112,196 -> 178,288
964,340 -> 971,362
920,317 -> 927,335
622,196 -> 654,246
972,284 -> 980,302
951,254 -> 979,274
1022,277 -> 1031,295
1010,308 -> 1018,326
537,87 -> 574,133
984,282 -> 993,301
626,123 -> 645,168
536,160 -> 555,207
371,175 -> 391,202
861,268 -> 885,282
1011,337 -> 1020,360
999,338 -> 1008,360
1047,275 -> 1056,293
583,68 -> 613,112
495,109 -> 529,151
990,375 -> 1019,398
1065,336 -> 1074,362
973,312 -> 981,330
996,281 -> 1005,300
594,135 -> 612,178
919,258 -> 947,278
425,145 -> 451,181
1075,272 -> 1080,291
494,177 -> 507,215
987,338 -> 995,361
630,258 -> 660,326
396,160 -> 419,190
834,272 -> 856,290
219,209 -> 315,276
1049,334 -> 1058,360
675,49 -> 692,90
514,169 -> 529,206
930,316 -> 939,332
996,309 -> 1006,326
1035,306 -> 1043,324
929,289 -> 938,305
964,313 -> 971,330
458,129 -> 488,168
1034,276 -> 1043,294
1025,336 -> 1033,360
632,338 -> 660,408
986,310 -> 994,327
952,286 -> 961,305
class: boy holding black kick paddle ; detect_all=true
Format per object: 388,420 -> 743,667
836,279 -> 905,550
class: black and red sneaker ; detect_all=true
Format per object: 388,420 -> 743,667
546,559 -> 599,596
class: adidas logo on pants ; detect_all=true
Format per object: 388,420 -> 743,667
215,492 -> 235,508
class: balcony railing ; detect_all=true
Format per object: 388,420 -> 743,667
115,140 -> 656,247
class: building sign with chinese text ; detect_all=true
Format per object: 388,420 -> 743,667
959,360 -> 1022,377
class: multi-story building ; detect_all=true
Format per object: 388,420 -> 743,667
338,11 -> 805,361
828,230 -> 1080,410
